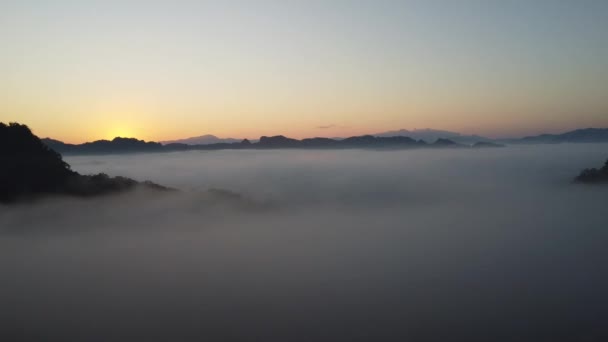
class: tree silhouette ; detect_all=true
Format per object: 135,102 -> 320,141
1,122 -> 171,203
1,123 -> 77,202
574,159 -> 608,184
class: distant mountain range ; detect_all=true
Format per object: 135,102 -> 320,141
43,135 -> 475,155
161,134 -> 241,145
41,127 -> 607,155
373,128 -> 493,144
161,128 -> 491,146
372,127 -> 608,144
501,128 -> 608,144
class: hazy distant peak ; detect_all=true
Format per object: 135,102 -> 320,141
506,128 -> 608,144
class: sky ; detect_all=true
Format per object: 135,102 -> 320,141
1,0 -> 607,143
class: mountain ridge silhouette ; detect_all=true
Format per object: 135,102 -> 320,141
43,127 -> 607,155
44,134 -> 470,154
161,134 -> 241,145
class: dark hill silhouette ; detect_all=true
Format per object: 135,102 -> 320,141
431,138 -> 463,147
43,137 -> 162,155
161,134 -> 241,145
574,159 -> 608,184
258,135 -> 301,148
1,123 -> 171,204
342,135 -> 416,148
301,137 -> 341,148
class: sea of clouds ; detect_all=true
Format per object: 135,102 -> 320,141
1,144 -> 607,341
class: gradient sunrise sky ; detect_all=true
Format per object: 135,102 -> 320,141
1,0 -> 607,143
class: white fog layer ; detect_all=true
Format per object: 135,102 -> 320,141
1,145 -> 607,341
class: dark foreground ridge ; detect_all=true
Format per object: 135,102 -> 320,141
0,122 -> 171,204
575,159 -> 608,184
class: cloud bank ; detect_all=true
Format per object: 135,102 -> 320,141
1,144 -> 608,341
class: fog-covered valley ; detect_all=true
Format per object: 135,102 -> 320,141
1,145 -> 608,341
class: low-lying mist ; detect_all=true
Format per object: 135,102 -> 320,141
1,144 -> 608,341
